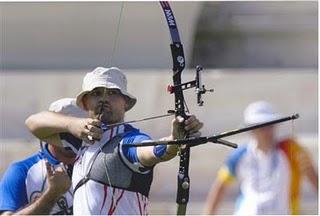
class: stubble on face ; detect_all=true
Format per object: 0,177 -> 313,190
83,89 -> 127,125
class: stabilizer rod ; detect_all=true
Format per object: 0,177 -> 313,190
123,114 -> 299,148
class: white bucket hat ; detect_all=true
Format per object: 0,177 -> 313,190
49,98 -> 88,118
76,67 -> 137,111
243,101 -> 280,125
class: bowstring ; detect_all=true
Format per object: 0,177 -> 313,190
99,85 -> 115,206
108,2 -> 125,67
104,1 -> 148,204
290,117 -> 295,164
291,117 -> 295,138
99,1 -> 125,207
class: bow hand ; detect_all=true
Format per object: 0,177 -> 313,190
166,115 -> 203,156
171,115 -> 203,140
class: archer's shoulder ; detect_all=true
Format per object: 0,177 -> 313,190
123,124 -> 152,141
1,153 -> 41,182
10,154 -> 41,171
225,144 -> 248,166
222,145 -> 249,175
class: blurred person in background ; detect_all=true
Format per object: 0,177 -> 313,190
25,66 -> 203,215
204,101 -> 318,215
0,98 -> 86,215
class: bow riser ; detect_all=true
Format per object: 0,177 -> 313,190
160,2 -> 191,215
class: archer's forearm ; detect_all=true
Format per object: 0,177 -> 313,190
25,111 -> 74,140
204,179 -> 227,215
137,136 -> 178,167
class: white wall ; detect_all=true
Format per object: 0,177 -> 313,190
0,2 -> 201,69
0,68 -> 317,139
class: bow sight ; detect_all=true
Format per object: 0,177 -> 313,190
167,65 -> 214,106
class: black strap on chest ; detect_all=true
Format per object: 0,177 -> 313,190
73,176 -> 90,195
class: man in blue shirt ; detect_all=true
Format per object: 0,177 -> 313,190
0,98 -> 86,215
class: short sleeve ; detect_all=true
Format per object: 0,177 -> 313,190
218,145 -> 248,184
217,166 -> 236,184
0,163 -> 28,212
119,133 -> 153,174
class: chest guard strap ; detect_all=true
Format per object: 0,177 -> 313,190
73,134 -> 153,197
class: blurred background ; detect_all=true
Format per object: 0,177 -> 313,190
0,1 -> 318,214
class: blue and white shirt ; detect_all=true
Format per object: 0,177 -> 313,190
217,139 -> 308,215
72,124 -> 153,215
0,144 -> 73,214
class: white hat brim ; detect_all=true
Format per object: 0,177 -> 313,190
76,85 -> 136,111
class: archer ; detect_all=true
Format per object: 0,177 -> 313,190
25,66 -> 203,215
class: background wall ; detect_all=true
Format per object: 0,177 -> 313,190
192,1 -> 317,68
0,2 -> 201,70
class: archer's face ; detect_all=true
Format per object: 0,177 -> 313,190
82,87 -> 127,124
252,125 -> 275,145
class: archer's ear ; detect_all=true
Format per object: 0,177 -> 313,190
124,101 -> 129,111
124,96 -> 130,111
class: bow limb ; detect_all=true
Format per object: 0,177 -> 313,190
160,2 -> 190,215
